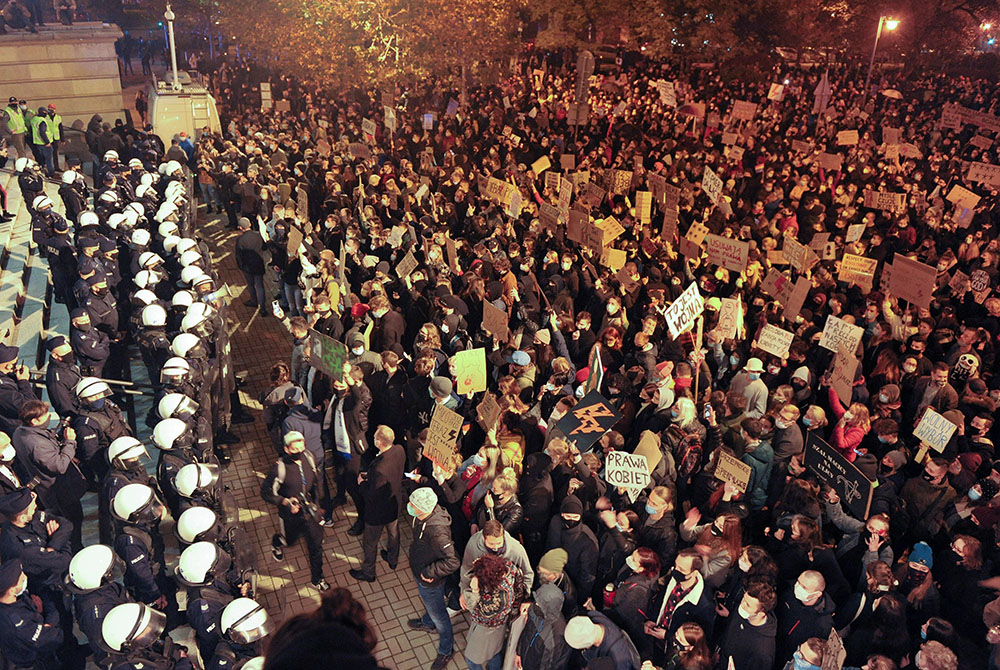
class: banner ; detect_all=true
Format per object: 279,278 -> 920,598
804,433 -> 873,519
554,391 -> 623,452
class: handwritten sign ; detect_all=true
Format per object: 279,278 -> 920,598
482,300 -> 510,341
839,254 -> 878,287
605,451 -> 651,494
804,433 -> 873,519
308,329 -> 348,382
889,254 -> 936,309
817,153 -> 843,171
837,130 -> 859,146
761,268 -> 793,304
913,408 -> 958,453
396,250 -> 418,280
425,404 -> 465,472
845,223 -> 866,243
970,270 -> 990,292
782,277 -> 811,321
757,324 -> 794,358
361,117 -> 376,139
686,222 -> 709,246
783,237 -> 818,273
718,296 -> 742,340
967,162 -> 1000,187
598,216 -> 626,244
768,83 -> 785,101
706,234 -> 749,273
702,166 -> 724,205
664,282 -> 704,340
819,315 -> 863,354
636,191 -> 653,224
531,155 -> 551,175
831,345 -> 859,406
555,390 -> 623,452
731,100 -> 757,121
453,348 -> 487,394
715,451 -> 752,493
476,392 -> 501,430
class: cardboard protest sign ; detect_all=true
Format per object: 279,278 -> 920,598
636,191 -> 653,224
544,172 -> 561,194
888,254 -> 936,308
531,155 -> 552,175
809,232 -> 831,251
831,344 -> 859,405
308,329 -> 348,382
761,268 -> 793,304
783,237 -> 819,273
679,237 -> 702,259
822,629 -> 847,670
482,300 -> 510,340
913,408 -> 958,453
567,210 -> 587,243
286,226 -> 303,257
804,433 -> 873,519
453,348 -> 487,394
721,132 -> 738,146
583,182 -> 606,208
845,223 -> 866,243
539,203 -> 561,229
715,451 -> 752,493
967,162 -> 1000,187
883,126 -> 901,145
383,106 -> 397,132
863,190 -> 906,212
634,431 -> 663,473
424,404 -> 465,472
362,117 -> 377,139
971,270 -> 991,292
839,254 -> 878,287
274,100 -> 291,113
555,390 -> 623,452
718,296 -> 743,340
817,153 -> 843,171
767,250 -> 787,265
706,234 -> 750,273
702,166 -> 724,205
783,277 -> 812,321
757,324 -> 794,358
819,315 -> 864,354
791,140 -> 812,154
686,222 -> 709,246
731,100 -> 757,120
605,451 -> 651,499
560,154 -> 576,171
602,248 -> 627,272
837,130 -> 859,146
729,146 -> 745,162
768,83 -> 785,101
348,142 -> 372,160
476,392 -> 501,429
396,250 -> 418,280
664,282 -> 704,339
949,270 -> 969,294
661,208 -> 679,240
946,184 -> 981,209
598,216 -> 626,244
941,104 -> 963,130
423,113 -> 435,130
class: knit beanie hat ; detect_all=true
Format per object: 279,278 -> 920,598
560,495 -> 583,516
538,549 -> 568,574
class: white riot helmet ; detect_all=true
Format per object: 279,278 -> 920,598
158,221 -> 179,239
166,160 -> 183,176
175,541 -> 231,586
1,442 -> 15,462
75,377 -> 112,401
78,210 -> 100,228
65,544 -> 124,593
32,195 -> 53,210
136,183 -> 153,199
108,436 -> 148,470
162,234 -> 182,254
99,190 -> 120,205
103,150 -> 120,162
107,212 -> 128,231
131,228 -> 151,248
157,392 -> 198,420
131,291 -> 158,310
125,202 -> 145,219
140,304 -> 167,328
61,170 -> 77,184
174,462 -> 220,498
179,249 -> 203,268
175,238 -> 198,256
242,658 -> 265,670
180,265 -> 205,286
14,157 -> 34,172
152,417 -> 193,451
160,357 -> 191,385
176,506 -> 219,544
101,603 -> 166,653
155,203 -> 178,223
191,273 -> 214,293
165,180 -> 185,197
111,483 -> 165,526
128,158 -> 143,169
133,269 -> 161,290
221,598 -> 273,645
158,163 -> 168,175
121,209 -> 140,230
138,251 -> 164,270
171,290 -> 195,309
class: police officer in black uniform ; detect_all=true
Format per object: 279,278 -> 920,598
45,336 -> 82,417
0,344 -> 37,436
72,376 -> 132,487
70,308 -> 111,377
65,544 -> 133,665
0,489 -> 73,593
0,559 -> 74,670
102,437 -> 160,544
137,303 -> 173,383
152,417 -> 203,518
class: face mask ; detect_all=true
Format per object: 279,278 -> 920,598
626,556 -> 640,572
729,355 -> 739,367
562,517 -> 580,529
792,651 -> 819,670
407,503 -> 419,517
920,628 -> 928,641
710,524 -> 723,537
768,366 -> 780,375
351,347 -> 364,356
645,503 -> 659,515
794,583 -> 815,603
737,603 -> 753,620
922,471 -> 935,483
88,398 -> 106,410
738,558 -> 752,572
748,373 -> 761,381
802,417 -> 811,427
878,394 -> 889,403
775,420 -> 788,430
671,569 -> 688,582
562,262 -> 572,271
14,582 -> 27,597
607,304 -> 619,315
486,541 -> 505,555
969,487 -> 982,501
670,410 -> 679,420
472,453 -> 486,467
441,323 -> 450,334
615,523 -> 625,533
904,364 -> 917,374
94,286 -> 108,296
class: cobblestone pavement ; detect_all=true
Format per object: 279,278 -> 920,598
179,209 -> 470,669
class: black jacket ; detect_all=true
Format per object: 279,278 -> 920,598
409,506 -> 460,586
235,229 -> 267,276
546,518 -> 599,605
775,591 -> 835,663
360,444 -> 406,525
718,612 -> 777,670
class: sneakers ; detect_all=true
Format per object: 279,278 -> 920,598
312,579 -> 331,592
446,607 -> 462,617
271,545 -> 283,561
319,517 -> 336,528
407,618 -> 436,633
349,568 -> 376,583
430,652 -> 453,670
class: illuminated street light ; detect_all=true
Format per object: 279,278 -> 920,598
864,16 -> 899,97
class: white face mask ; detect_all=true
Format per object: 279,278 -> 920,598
352,347 -> 364,356
625,556 -> 640,572
14,581 -> 27,597
738,558 -> 752,572
774,419 -> 788,430
550,409 -> 566,422
794,583 -> 816,604
737,603 -> 754,620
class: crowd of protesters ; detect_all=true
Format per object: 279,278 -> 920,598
1,38 -> 1000,670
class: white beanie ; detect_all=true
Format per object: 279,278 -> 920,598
409,487 -> 438,514
564,615 -> 599,649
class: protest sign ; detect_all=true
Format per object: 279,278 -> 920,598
817,153 -> 843,171
889,254 -> 936,308
941,104 -> 963,130
383,106 -> 397,132
476,392 -> 501,430
286,226 -> 303,257
636,191 -> 653,224
583,182 -> 606,208
946,184 -> 981,209
605,451 -> 651,495
768,83 -> 784,101
567,210 -> 587,243
791,140 -> 812,154
702,166 -> 724,205
544,172 -> 561,194
863,190 -> 906,212
715,452 -> 752,493
664,282 -> 704,339
783,277 -> 812,321
634,431 -> 663,473
767,250 -> 787,265
729,146 -> 745,161
913,408 -> 958,453
831,345 -> 859,405
396,250 -> 418,280
555,391 -> 623,452
718,296 -> 743,340
783,237 -> 819,273
661,208 -> 679,240
274,100 -> 291,113
348,142 -> 371,160
423,113 -> 435,130
686,222 -> 710,246
969,134 -> 993,150
845,223 -> 866,243
949,270 -> 969,294
609,170 -> 633,195
482,300 -> 510,340
968,162 -> 1000,187
560,154 -> 576,171
971,270 -> 991,292
706,234 -> 750,273
837,129 -> 859,146
757,324 -> 794,358
424,405 -> 465,472
838,254 -> 878,287
679,237 -> 701,259
809,232 -> 831,251
819,315 -> 864,354
602,248 -> 627,272
761,268 -> 793,304
539,203 -> 560,229
362,117 -> 377,139
308,329 -> 348,382
598,216 -> 626,244
822,629 -> 847,670
731,100 -> 757,120
804,433 -> 873,519
531,155 -> 552,175
453,348 -> 487,394
883,126 -> 901,145
721,132 -> 738,145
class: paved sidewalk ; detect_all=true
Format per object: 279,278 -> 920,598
199,209 -> 471,670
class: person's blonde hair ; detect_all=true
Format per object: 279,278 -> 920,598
845,403 -> 871,431
546,438 -> 574,468
493,468 -> 519,496
804,405 -> 827,429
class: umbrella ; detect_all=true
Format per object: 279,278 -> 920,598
677,103 -> 705,118
881,89 -> 903,100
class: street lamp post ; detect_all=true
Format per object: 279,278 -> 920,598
164,3 -> 181,91
864,15 -> 899,97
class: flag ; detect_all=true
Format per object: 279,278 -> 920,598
813,70 -> 832,115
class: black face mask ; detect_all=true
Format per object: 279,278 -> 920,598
486,541 -> 505,556
76,323 -> 91,332
562,518 -> 580,530
671,569 -> 688,583
94,287 -> 108,297
922,471 -> 936,483
710,524 -> 724,537
287,452 -> 303,461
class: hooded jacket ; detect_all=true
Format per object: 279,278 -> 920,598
517,584 -> 571,670
741,439 -> 774,510
776,591 -> 835,662
460,529 -> 535,593
409,505 -> 460,586
546,515 -> 599,605
719,610 -> 777,670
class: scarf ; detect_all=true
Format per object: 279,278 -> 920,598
334,396 -> 350,459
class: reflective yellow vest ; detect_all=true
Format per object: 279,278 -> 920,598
30,115 -> 48,145
4,107 -> 25,135
45,114 -> 61,141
